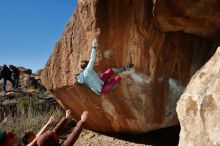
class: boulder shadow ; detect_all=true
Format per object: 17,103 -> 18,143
105,125 -> 180,146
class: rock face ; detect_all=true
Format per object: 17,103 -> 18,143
153,0 -> 220,40
177,46 -> 220,146
41,0 -> 218,133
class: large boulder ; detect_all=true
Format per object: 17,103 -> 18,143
177,46 -> 220,146
41,0 -> 218,133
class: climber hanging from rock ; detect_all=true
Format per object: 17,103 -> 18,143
76,39 -> 133,95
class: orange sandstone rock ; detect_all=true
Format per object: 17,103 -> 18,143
41,0 -> 217,133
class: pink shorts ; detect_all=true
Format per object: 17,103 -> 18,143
100,68 -> 121,93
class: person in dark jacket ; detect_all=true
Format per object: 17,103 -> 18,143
0,65 -> 15,95
22,109 -> 88,146
9,65 -> 20,88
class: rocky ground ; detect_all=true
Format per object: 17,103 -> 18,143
75,130 -> 147,146
75,125 -> 179,146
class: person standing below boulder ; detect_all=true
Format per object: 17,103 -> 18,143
9,65 -> 20,89
76,39 -> 133,95
22,115 -> 55,146
22,109 -> 88,146
0,65 -> 15,95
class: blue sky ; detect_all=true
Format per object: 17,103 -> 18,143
0,0 -> 77,72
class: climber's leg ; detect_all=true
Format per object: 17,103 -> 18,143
101,75 -> 121,93
112,67 -> 125,74
112,64 -> 134,74
100,68 -> 114,83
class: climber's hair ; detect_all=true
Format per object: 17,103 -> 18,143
80,60 -> 89,70
22,131 -> 35,144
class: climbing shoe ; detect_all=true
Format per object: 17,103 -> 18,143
125,63 -> 134,71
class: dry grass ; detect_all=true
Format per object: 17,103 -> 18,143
0,95 -> 64,146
